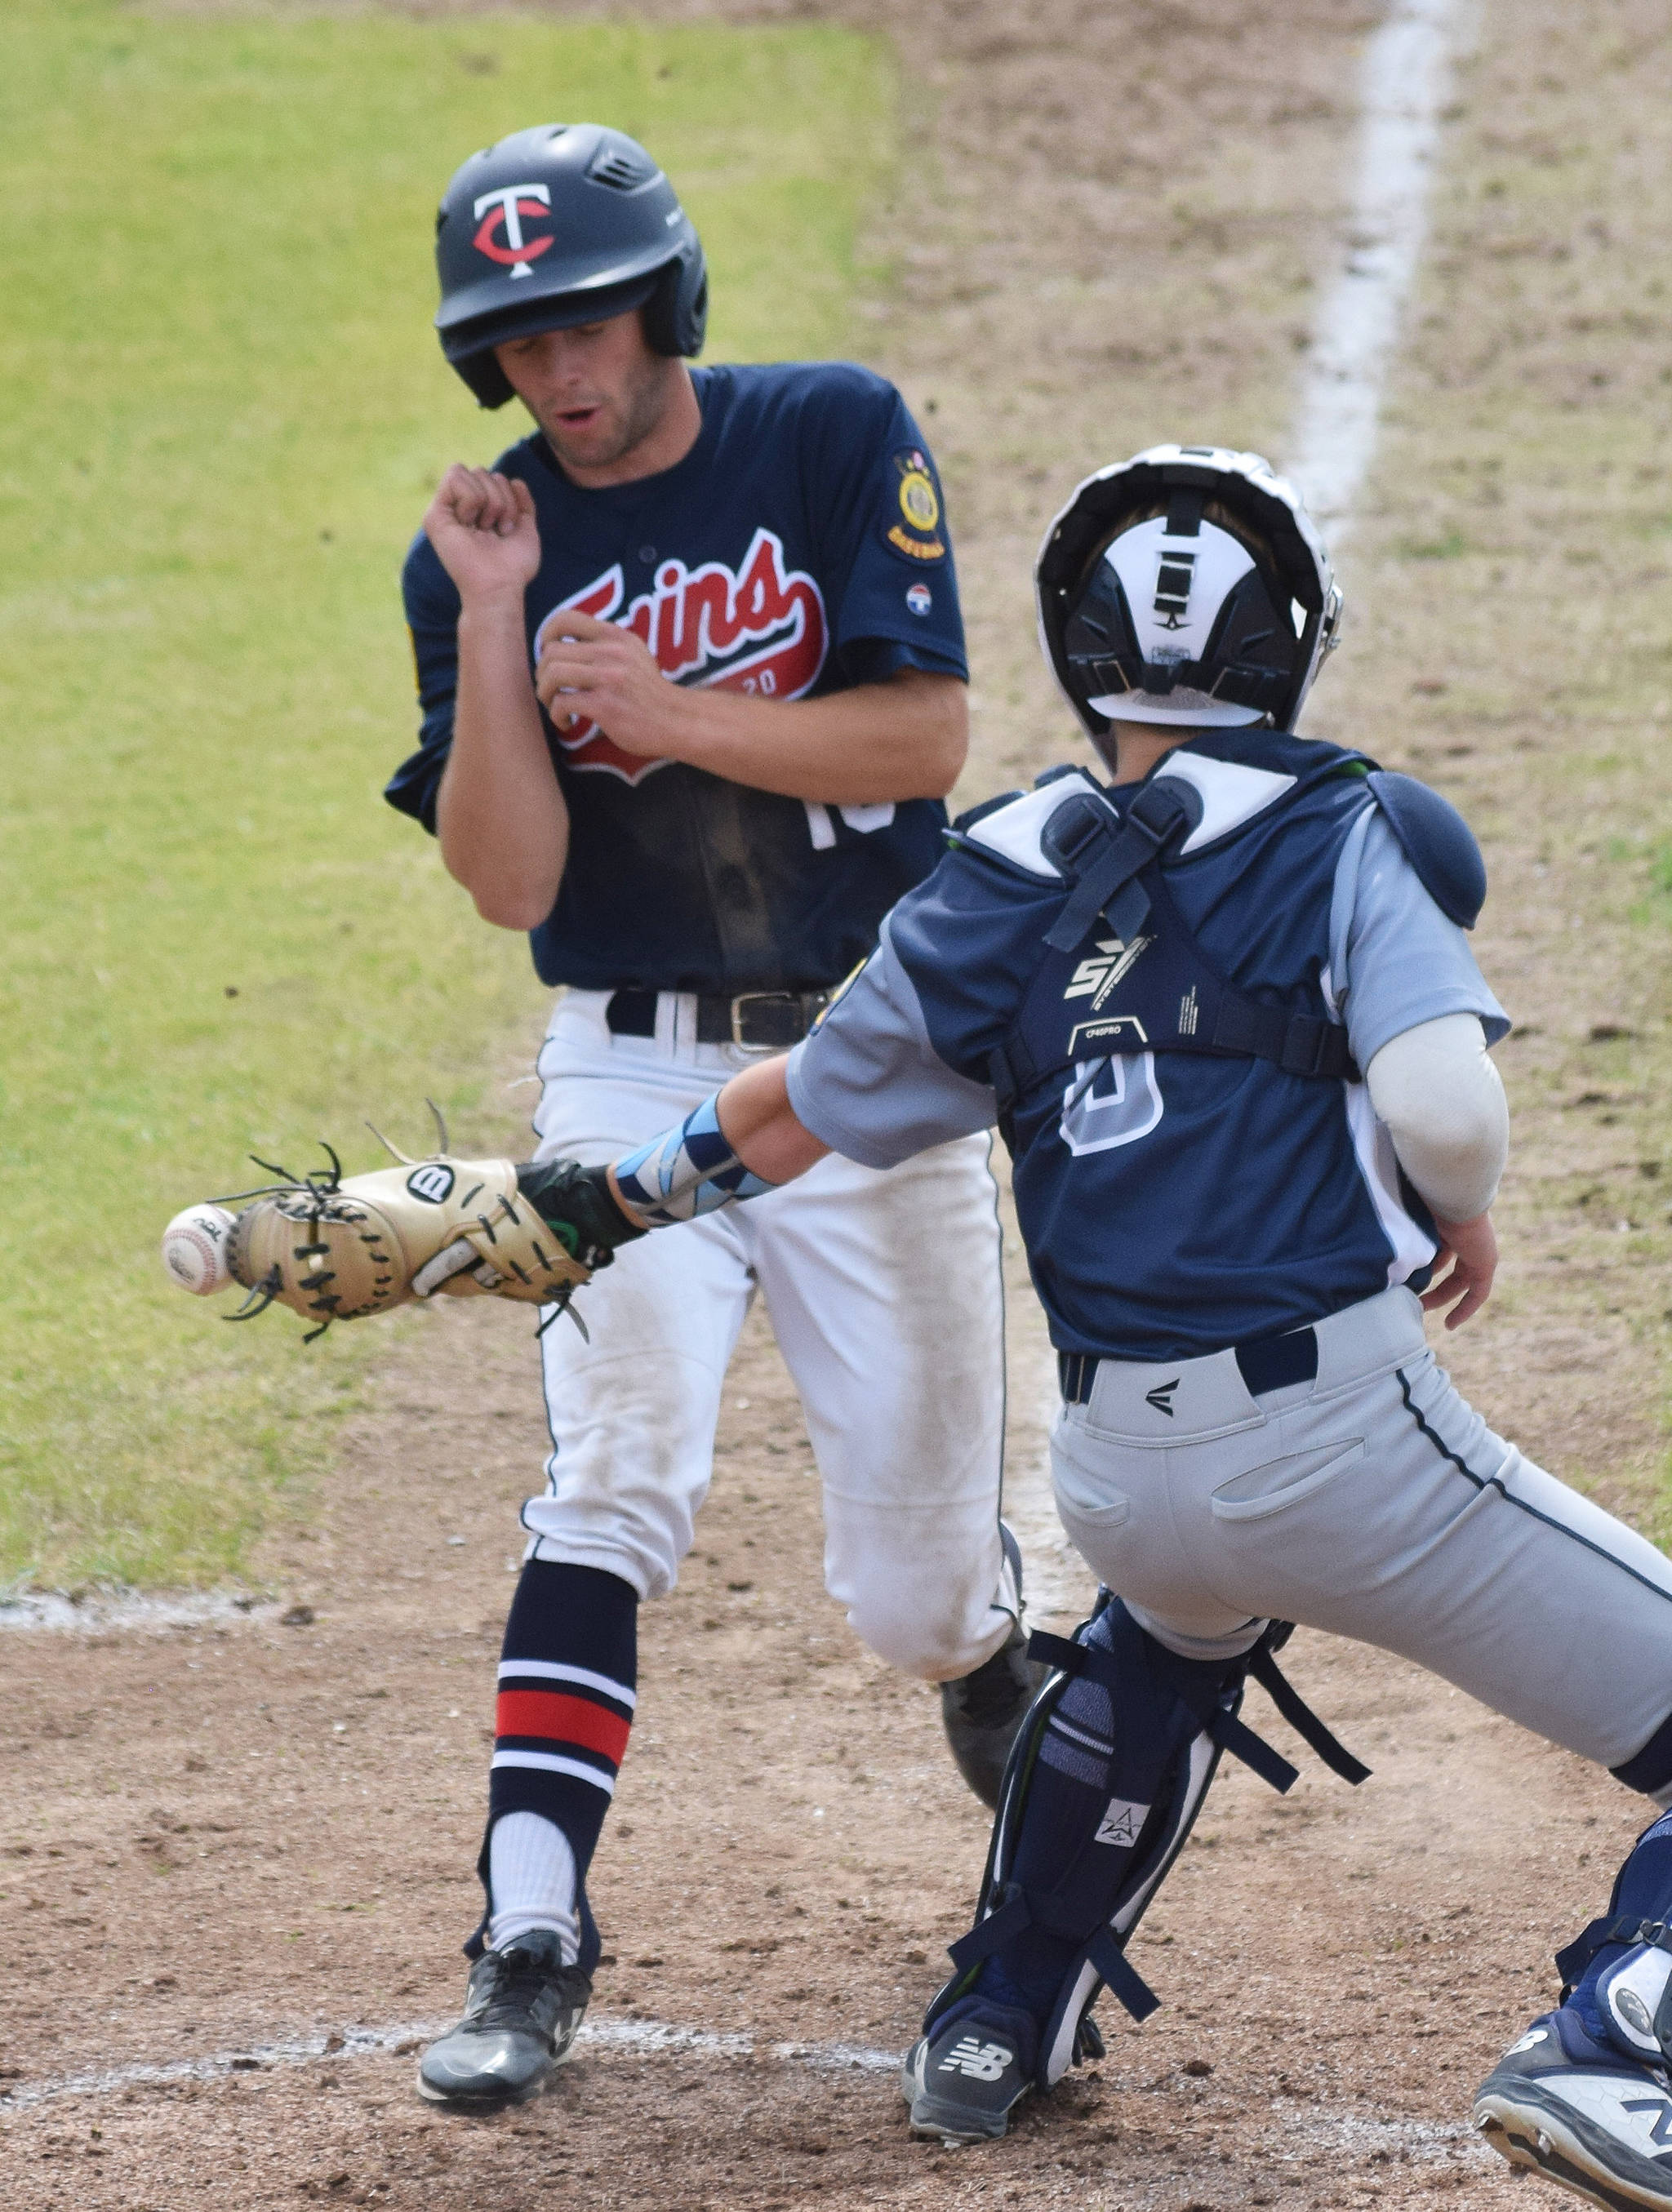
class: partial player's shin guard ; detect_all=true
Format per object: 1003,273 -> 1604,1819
1558,1810 -> 1672,2063
924,1597 -> 1368,2090
470,1560 -> 638,1973
1472,1810 -> 1672,2203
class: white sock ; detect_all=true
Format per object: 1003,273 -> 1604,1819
487,1812 -> 580,1962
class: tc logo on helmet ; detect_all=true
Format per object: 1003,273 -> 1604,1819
472,184 -> 554,280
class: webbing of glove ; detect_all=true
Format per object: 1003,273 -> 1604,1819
1247,1642 -> 1371,1785
1028,1628 -> 1299,1795
948,1884 -> 1161,2023
1042,784 -> 1193,955
1555,1914 -> 1672,1992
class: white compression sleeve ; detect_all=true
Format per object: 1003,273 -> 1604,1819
1365,1012 -> 1509,1224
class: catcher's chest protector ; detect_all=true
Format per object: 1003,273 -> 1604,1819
980,738 -> 1375,1135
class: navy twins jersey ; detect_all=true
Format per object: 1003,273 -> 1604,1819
787,729 -> 1508,1361
387,362 -> 967,994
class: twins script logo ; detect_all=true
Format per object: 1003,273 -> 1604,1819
532,527 -> 829,784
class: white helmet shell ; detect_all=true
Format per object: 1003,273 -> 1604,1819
1036,444 -> 1343,740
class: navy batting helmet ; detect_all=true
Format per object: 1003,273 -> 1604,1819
434,123 -> 708,407
1037,445 -> 1344,740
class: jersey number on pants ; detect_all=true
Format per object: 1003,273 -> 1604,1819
1059,1054 -> 1163,1156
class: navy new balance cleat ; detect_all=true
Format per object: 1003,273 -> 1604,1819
417,1929 -> 591,2108
1474,2008 -> 1672,2210
900,1993 -> 1038,2145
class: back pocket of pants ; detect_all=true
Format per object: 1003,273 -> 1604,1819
1209,1440 -> 1365,1522
1049,1433 -> 1133,1530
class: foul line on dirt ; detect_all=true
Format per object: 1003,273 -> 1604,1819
1008,0 -> 1473,1589
0,2014 -> 900,2115
0,1588 -> 277,1634
0,2012 -> 1492,2170
1286,0 -> 1470,528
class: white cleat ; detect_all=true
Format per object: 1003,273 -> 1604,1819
1474,2011 -> 1672,2210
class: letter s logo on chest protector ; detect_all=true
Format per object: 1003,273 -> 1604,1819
533,527 -> 829,784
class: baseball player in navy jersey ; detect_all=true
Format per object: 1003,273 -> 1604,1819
389,124 -> 1038,2110
487,445 -> 1672,2207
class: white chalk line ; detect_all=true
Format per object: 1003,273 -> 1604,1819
0,1588 -> 278,1635
1285,0 -> 1470,529
1008,0 -> 1472,1601
0,2010 -> 1493,2169
1003,14 -> 1495,2174
0,2014 -> 900,2115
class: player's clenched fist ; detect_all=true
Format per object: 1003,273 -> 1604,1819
534,607 -> 682,751
423,464 -> 541,602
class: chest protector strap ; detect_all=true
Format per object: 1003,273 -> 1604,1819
989,780 -> 1356,1116
1043,780 -> 1194,955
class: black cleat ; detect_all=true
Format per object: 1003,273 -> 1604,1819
416,1929 -> 591,2108
901,1993 -> 1038,2145
940,1623 -> 1047,1810
1474,2008 -> 1672,2210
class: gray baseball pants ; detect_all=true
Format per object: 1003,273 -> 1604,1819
1051,1286 -> 1672,1782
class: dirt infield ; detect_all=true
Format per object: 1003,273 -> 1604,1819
6,0 -> 1672,2205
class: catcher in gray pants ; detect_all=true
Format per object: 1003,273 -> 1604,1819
471,447 -> 1672,2209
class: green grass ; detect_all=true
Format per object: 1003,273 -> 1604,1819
0,2 -> 895,1588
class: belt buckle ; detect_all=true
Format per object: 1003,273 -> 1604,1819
730,991 -> 796,1049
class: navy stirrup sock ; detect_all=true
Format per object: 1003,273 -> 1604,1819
473,1560 -> 638,1971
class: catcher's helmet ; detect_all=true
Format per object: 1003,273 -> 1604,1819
1037,445 -> 1343,743
434,123 -> 708,407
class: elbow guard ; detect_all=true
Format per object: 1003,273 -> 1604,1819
1367,1016 -> 1508,1222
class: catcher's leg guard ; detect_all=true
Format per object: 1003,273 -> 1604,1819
924,1597 -> 1367,2091
1474,1811 -> 1672,2203
1557,1811 -> 1672,2065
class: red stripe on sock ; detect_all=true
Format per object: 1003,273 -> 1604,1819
495,1689 -> 630,1766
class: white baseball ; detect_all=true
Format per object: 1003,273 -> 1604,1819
162,1204 -> 237,1295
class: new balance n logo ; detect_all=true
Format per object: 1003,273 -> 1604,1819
938,2037 -> 1014,2081
1621,2096 -> 1672,2150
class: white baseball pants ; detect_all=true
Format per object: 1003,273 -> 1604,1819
524,989 -> 1016,1682
1051,1284 -> 1672,1771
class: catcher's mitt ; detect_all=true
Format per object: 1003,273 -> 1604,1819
212,1135 -> 620,1342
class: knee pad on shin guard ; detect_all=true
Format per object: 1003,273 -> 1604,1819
927,1598 -> 1369,2090
1558,1810 -> 1672,2063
